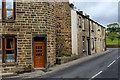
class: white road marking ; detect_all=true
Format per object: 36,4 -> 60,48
117,56 -> 120,59
91,71 -> 103,79
107,60 -> 116,68
118,56 -> 120,59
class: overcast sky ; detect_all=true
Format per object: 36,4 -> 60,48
69,0 -> 119,27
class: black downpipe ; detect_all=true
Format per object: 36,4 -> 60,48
88,21 -> 91,55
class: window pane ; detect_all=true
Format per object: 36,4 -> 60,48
91,23 -> 93,30
79,17 -> 81,26
6,0 -> 13,9
6,10 -> 13,19
6,50 -> 14,62
0,10 -> 1,19
83,42 -> 85,51
0,0 -> 2,8
0,50 -> 2,62
0,38 -> 1,49
83,37 -> 85,41
82,19 -> 84,29
7,38 -> 13,49
83,37 -> 85,51
92,39 -> 94,49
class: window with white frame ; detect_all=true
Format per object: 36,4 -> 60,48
98,28 -> 100,35
79,17 -> 81,27
97,38 -> 99,48
82,18 -> 85,30
91,22 -> 93,30
83,37 -> 85,51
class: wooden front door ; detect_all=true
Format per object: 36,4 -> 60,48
34,42 -> 45,68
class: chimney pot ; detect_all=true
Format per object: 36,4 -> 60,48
79,11 -> 83,15
85,13 -> 89,18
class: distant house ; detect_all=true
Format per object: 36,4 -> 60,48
117,32 -> 120,35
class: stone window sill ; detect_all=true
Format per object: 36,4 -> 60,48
82,30 -> 85,32
79,25 -> 81,28
91,30 -> 94,32
83,51 -> 86,53
0,20 -> 16,23
1,63 -> 18,66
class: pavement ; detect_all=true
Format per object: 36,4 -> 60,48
1,49 -> 112,79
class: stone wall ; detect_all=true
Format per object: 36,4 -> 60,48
90,22 -> 96,54
54,2 -> 72,56
1,2 -> 57,72
90,21 -> 106,54
71,9 -> 78,55
101,27 -> 106,51
1,1 -> 72,73
77,13 -> 90,57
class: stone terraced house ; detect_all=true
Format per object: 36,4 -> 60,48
0,1 -> 106,73
71,4 -> 106,57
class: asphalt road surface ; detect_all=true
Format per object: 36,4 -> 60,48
3,48 -> 120,80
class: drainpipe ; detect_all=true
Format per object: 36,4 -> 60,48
89,20 -> 91,55
86,14 -> 91,55
84,13 -> 91,55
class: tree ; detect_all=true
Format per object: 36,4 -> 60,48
107,23 -> 119,32
108,32 -> 116,41
107,23 -> 120,40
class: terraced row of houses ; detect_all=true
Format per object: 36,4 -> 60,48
0,1 -> 106,73
71,4 -> 106,57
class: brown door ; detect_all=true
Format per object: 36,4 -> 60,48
34,42 -> 45,68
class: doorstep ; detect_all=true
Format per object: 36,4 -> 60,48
34,67 -> 45,70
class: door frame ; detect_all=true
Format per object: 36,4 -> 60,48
87,37 -> 91,55
32,34 -> 47,69
95,37 -> 97,53
87,39 -> 89,55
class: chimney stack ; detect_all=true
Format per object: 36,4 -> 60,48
70,3 -> 74,9
85,13 -> 90,18
79,11 -> 83,15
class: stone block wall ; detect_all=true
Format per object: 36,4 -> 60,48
1,2 -> 57,72
71,9 -> 78,55
90,21 -> 106,54
1,1 -> 72,73
90,22 -> 96,54
54,2 -> 72,56
101,27 -> 106,51
77,14 -> 90,57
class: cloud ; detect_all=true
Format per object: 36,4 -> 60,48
72,2 -> 118,27
69,0 -> 119,2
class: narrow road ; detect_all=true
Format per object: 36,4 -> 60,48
3,48 -> 120,80
34,48 -> 119,79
